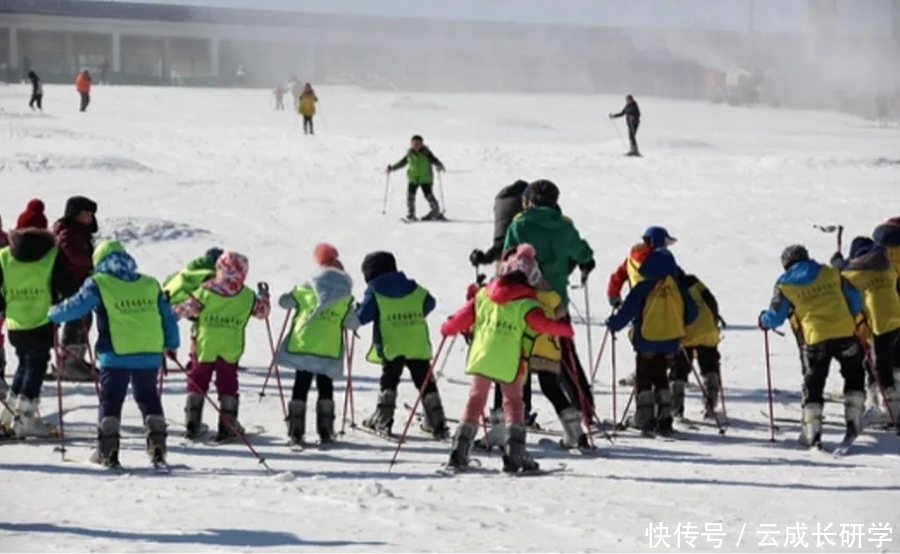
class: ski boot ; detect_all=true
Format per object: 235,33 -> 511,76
0,391 -> 17,431
13,396 -> 53,438
702,373 -> 721,418
286,399 -> 306,446
559,407 -> 589,449
421,209 -> 446,222
843,391 -> 865,443
670,380 -> 687,420
145,414 -> 167,465
799,403 -> 823,448
316,399 -> 336,444
479,407 -> 505,450
420,391 -> 450,440
184,393 -> 205,439
502,423 -> 539,473
447,422 -> 477,470
90,416 -> 121,468
214,396 -> 244,443
363,389 -> 396,435
634,390 -> 656,437
655,388 -> 675,437
888,387 -> 900,428
0,348 -> 8,396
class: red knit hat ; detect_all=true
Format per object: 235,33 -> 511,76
16,199 -> 48,230
313,242 -> 343,271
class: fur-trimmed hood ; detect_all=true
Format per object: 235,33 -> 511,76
8,228 -> 57,262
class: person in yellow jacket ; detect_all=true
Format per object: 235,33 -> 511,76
275,244 -> 360,446
759,245 -> 866,449
669,271 -> 727,420
873,218 -> 900,284
298,82 -> 318,135
832,237 -> 900,425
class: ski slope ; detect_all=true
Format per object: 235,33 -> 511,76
0,83 -> 898,553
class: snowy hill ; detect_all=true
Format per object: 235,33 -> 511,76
0,84 -> 898,552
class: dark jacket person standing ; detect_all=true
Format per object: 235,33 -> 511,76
610,95 -> 641,156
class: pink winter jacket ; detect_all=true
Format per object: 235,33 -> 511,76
174,252 -> 270,320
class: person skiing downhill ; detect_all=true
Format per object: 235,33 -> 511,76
609,95 -> 641,156
276,243 -> 360,446
758,245 -> 866,450
48,240 -> 180,468
387,135 -> 446,221
441,244 -> 575,473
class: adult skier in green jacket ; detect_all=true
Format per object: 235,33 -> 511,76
503,180 -> 596,413
387,135 -> 446,222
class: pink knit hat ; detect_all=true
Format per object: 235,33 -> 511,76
313,243 -> 344,271
498,244 -> 542,285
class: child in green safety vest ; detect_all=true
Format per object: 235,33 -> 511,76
441,244 -> 575,473
275,243 -> 360,446
0,199 -> 77,439
173,251 -> 270,442
162,247 -> 222,305
386,134 -> 446,222
357,250 -> 449,439
48,240 -> 181,468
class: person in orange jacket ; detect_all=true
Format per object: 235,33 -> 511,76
76,70 -> 92,112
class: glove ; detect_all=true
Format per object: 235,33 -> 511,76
757,311 -> 768,331
608,113 -> 614,119
465,283 -> 480,300
717,315 -> 728,330
164,349 -> 178,361
578,259 -> 596,285
257,282 -> 270,298
829,251 -> 844,267
205,247 -> 224,263
608,296 -> 622,309
385,165 -> 393,174
469,249 -> 488,267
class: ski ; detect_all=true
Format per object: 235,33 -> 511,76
832,434 -> 857,457
437,462 -> 568,477
400,216 -> 451,224
349,423 -> 403,444
205,425 -> 265,446
536,437 -> 601,456
674,417 -> 701,431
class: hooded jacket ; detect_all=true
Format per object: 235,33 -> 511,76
831,239 -> 900,336
48,242 -> 180,370
174,252 -> 270,320
357,270 -> 436,361
503,206 -> 593,303
0,229 -> 77,350
607,242 -> 653,300
480,181 -> 529,265
275,267 -> 361,379
52,196 -> 98,286
607,248 -> 698,354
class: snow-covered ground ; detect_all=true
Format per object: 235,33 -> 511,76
0,83 -> 898,553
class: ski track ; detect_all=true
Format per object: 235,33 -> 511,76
1,84 -> 899,552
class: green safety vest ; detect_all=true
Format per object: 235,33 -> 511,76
286,286 -> 351,359
366,287 -> 433,363
192,286 -> 255,364
163,268 -> 214,305
94,273 -> 165,355
466,288 -> 540,384
0,246 -> 57,331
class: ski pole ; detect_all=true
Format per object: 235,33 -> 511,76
763,330 -> 776,444
258,309 -> 291,400
589,327 -> 610,388
563,341 -> 613,445
52,329 -> 66,459
435,334 -> 457,381
382,173 -> 391,215
263,312 -> 288,419
682,348 -> 726,435
582,284 -> 595,391
437,171 -> 446,214
169,354 -> 272,471
340,331 -> 357,434
719,372 -> 729,426
618,385 -> 636,430
610,330 -> 618,436
158,358 -> 167,399
609,118 -> 626,149
389,336 -> 448,469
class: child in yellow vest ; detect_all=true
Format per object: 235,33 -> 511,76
275,244 -> 360,446
669,271 -> 726,420
441,244 -> 574,473
174,251 -> 270,442
357,251 -> 449,439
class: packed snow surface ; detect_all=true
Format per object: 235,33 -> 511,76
0,84 -> 898,552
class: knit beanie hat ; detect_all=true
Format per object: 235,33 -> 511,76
16,199 -> 48,230
314,242 -> 344,271
498,244 -> 542,285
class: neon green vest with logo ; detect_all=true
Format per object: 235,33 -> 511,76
94,273 -> 165,355
366,287 -> 433,363
163,268 -> 214,305
286,286 -> 351,359
193,287 -> 255,364
466,288 -> 540,384
0,247 -> 57,331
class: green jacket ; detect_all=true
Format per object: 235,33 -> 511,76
503,206 -> 593,303
390,147 -> 442,185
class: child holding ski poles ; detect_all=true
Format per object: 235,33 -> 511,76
441,244 -> 575,473
275,243 -> 360,446
173,251 -> 270,442
386,135 -> 446,222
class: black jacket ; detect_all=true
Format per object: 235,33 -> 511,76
0,229 -> 78,350
613,101 -> 640,124
28,71 -> 42,96
483,181 -> 529,264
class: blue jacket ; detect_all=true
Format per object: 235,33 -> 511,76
759,260 -> 862,330
357,271 -> 435,361
48,249 -> 180,370
607,248 -> 698,354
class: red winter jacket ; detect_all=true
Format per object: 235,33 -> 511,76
606,242 -> 652,300
442,278 -> 574,338
52,218 -> 95,286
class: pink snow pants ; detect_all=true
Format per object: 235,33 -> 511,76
187,356 -> 239,398
460,374 -> 525,426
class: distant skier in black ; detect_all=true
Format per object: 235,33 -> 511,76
609,95 -> 641,156
27,71 -> 43,112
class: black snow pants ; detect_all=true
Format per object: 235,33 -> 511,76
800,337 -> 865,405
29,93 -> 43,110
